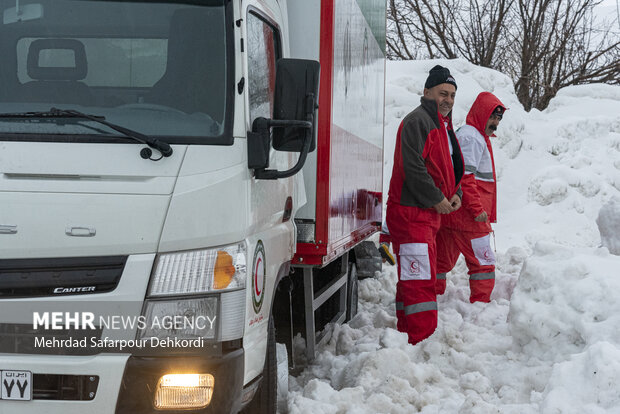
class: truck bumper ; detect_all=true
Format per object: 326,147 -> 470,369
0,353 -> 130,414
115,349 -> 245,414
0,350 -> 244,414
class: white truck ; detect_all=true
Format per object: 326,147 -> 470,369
0,0 -> 386,413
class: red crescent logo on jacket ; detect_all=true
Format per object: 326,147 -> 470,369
410,259 -> 420,275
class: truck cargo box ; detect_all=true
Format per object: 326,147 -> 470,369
288,0 -> 386,266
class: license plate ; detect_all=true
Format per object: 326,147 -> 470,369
1,370 -> 32,401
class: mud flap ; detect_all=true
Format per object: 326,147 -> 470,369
353,241 -> 382,278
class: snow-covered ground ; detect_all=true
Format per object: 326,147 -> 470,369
287,59 -> 620,413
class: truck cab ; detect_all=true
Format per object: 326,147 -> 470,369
0,0 -> 386,413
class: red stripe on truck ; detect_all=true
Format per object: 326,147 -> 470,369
316,0 -> 335,248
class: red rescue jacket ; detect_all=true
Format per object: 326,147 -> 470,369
442,92 -> 506,232
387,97 -> 464,233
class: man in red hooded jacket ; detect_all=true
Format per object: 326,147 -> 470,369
386,65 -> 464,344
436,92 -> 506,303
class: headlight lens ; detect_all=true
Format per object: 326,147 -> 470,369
138,297 -> 218,341
154,374 -> 214,409
149,242 -> 247,296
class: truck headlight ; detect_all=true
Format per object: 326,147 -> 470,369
137,289 -> 246,342
149,242 -> 247,296
138,297 -> 218,341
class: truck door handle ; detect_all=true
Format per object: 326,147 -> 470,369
0,225 -> 18,234
65,226 -> 96,237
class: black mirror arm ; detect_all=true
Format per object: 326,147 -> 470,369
254,131 -> 311,180
253,92 -> 317,180
254,118 -> 313,180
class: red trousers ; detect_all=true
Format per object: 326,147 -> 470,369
386,203 -> 439,345
436,227 -> 495,302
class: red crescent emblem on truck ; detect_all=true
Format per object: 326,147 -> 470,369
252,241 -> 266,314
255,257 -> 263,296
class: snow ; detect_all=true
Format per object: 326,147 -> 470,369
287,59 -> 620,413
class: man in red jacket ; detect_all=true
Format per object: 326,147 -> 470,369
386,65 -> 464,345
436,92 -> 506,303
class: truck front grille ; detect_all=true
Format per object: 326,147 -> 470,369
33,374 -> 99,400
0,255 -> 127,298
0,323 -> 102,355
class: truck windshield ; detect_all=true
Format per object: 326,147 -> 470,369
0,0 -> 232,144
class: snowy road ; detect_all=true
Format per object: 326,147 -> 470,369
288,60 -> 620,413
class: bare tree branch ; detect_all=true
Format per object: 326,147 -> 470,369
386,0 -> 619,110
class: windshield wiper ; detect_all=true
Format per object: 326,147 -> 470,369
0,107 -> 173,160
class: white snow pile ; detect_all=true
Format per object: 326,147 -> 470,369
287,59 -> 620,413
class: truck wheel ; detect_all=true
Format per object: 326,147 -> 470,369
276,342 -> 289,413
242,318 -> 277,414
346,263 -> 358,321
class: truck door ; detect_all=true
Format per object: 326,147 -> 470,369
244,2 -> 297,233
240,0 -> 300,385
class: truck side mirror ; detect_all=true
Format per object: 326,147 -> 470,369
272,59 -> 319,152
247,58 -> 320,180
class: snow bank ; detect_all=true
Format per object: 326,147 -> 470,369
542,342 -> 620,413
510,242 -> 620,356
289,59 -> 620,413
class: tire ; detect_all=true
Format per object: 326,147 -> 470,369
276,343 -> 289,413
346,263 -> 358,321
242,318 -> 277,414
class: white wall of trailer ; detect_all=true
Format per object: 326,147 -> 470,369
290,0 -> 385,223
332,0 -> 385,149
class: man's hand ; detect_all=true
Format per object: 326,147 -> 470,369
449,194 -> 461,211
433,197 -> 454,214
474,211 -> 488,222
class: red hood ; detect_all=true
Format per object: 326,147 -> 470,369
465,92 -> 506,137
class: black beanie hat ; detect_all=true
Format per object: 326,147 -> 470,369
424,65 -> 457,90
